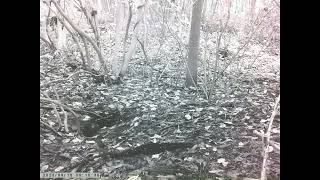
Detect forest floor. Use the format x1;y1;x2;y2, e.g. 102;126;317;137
40;34;280;179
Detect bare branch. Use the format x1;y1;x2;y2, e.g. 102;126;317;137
45;2;56;50
45;0;107;74
260;95;280;180
43;91;63;128
40;97;78;118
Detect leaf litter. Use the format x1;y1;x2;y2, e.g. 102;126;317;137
40;33;279;180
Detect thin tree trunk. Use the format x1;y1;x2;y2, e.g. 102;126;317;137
119;1;146;78
47;0;107;74
112;1;126;77
186;0;204;87
250;0;257;21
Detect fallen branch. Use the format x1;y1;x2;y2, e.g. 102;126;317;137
40;106;104;119
40;70;81;88
40;97;78;118
43;91;63;128
40;70;102;88
40;97;81;132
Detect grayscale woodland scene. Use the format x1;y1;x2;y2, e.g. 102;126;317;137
40;0;280;179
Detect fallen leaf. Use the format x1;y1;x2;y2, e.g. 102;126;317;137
108;104;116;109
205;144;212;148
71;157;79;164
43;139;51;144
272;128;280;133
54;166;64;172
82;115;91;121
152;154;160;159
116;147;126;151
133;117;139;121
209;169;223;174
72;102;82;108
208;106;218;111
41;165;49;172
47;134;55;141
157;175;176;180
86;140;96;144
185;114;191;120
71;138;82;144
260;119;268;123
151;134;162;139
127;176;141;180
48;121;55;126
196;107;203;112
176;128;181;133
217;158;228;167
267;146;274;152
238;142;244;147
62;138;70;143
247;125;253;129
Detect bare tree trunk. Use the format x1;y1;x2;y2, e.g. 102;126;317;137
202;0;207;20
112;0;126;77
250;0;257;21
209;0;218;20
122;1;133;74
54;16;88;70
119;1;146;78
45;5;56;50
186;0;204;87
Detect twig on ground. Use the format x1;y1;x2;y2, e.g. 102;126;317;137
40;70;82;88
41;97;81;132
40;97;78;118
40;69;106;88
